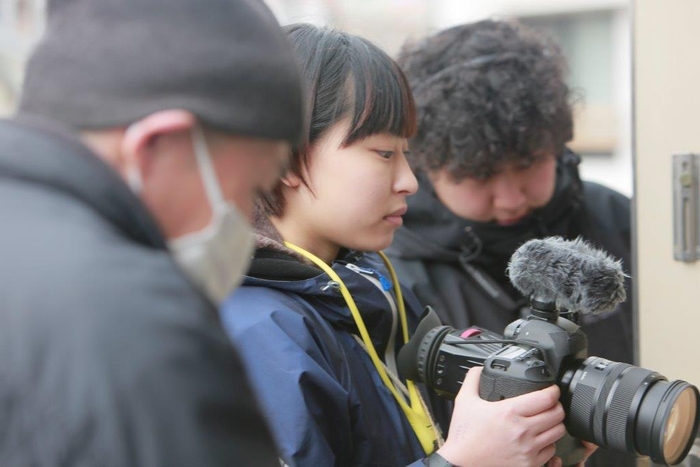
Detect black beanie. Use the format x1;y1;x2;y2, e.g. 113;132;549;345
16;0;304;145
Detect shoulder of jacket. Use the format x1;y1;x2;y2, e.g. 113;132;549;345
582;181;630;207
581;181;631;227
223;285;332;332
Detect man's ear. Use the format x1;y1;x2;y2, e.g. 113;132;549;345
121;109;197;178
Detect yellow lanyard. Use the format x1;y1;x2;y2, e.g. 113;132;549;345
284;242;441;454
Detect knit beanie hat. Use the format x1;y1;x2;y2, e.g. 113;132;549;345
16;0;304;145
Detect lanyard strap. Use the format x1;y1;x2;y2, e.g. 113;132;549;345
284;242;442;454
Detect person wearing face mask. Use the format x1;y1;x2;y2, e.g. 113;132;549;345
0;0;303;465
386;20;634;467
126;124;257;304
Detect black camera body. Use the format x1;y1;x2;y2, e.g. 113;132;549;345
422;320;561;401
399;299;585;400
398;300;700;466
439;303;585;405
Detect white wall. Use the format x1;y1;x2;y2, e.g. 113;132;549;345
634;0;700;384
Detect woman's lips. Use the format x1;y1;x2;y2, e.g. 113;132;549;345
384;206;407;226
384;215;404;226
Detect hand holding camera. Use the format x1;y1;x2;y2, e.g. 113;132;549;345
436;366;566;467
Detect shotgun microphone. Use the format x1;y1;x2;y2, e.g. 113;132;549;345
508;236;626;315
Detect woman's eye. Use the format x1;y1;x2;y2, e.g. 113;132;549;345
375;150;394;159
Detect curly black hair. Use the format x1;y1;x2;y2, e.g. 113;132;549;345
398;19;574;180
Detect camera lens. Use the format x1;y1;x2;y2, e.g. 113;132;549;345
561;357;700;465
639;379;699;465
662;386;697;463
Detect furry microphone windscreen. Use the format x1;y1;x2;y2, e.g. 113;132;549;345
508;236;627;315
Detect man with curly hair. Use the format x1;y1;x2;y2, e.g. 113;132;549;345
387;19;635;467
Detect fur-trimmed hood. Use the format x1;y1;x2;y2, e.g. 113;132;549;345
241;206;421;355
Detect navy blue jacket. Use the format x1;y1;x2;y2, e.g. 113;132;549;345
220;244;441;467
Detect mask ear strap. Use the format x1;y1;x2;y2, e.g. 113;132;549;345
191;125;225;206
122;123;146;193
125;164;143;193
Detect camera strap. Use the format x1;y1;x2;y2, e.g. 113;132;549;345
284;242;442;455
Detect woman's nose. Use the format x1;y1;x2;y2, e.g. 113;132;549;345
395;153;418;195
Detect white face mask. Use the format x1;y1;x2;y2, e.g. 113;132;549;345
127;125;255;304
170;125;255;304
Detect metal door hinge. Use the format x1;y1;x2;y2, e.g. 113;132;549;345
673;154;700;262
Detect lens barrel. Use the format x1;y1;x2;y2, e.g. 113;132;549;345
562;357;700;465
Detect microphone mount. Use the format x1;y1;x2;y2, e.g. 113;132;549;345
529;297;559;321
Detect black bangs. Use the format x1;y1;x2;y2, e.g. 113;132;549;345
341;35;417;146
259;23;416;217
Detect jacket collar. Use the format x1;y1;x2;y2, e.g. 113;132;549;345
0;117;166;249
389;150;584;264
244;212;398;353
388;150;584;296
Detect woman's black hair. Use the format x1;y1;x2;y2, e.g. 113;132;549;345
398;19;574;180
259;23;417;216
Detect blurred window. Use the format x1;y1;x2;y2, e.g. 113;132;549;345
521;11;618;155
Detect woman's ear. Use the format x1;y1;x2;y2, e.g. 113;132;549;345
281;172;302;189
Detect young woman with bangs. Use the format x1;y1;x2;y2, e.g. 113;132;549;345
220;23;586;467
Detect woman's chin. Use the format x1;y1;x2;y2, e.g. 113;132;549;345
347;235;393;253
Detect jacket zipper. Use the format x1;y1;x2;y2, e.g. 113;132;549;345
344;263;392;291
343;263;406;404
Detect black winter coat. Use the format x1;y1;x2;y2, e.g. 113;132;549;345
0;119;279;466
